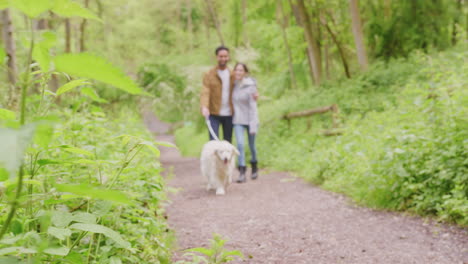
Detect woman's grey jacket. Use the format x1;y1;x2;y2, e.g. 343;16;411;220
232;77;259;134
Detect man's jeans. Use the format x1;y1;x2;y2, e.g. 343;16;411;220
234;124;257;167
208;115;233;143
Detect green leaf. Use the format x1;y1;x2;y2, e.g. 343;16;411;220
69;223;130;248
34;123;54;148
56;79;90;96
53;53;144;95
91;200;113;217
138;141;160;157
185;247;213;257
72;212;96;224
0;125;35;179
0;0;9;10
55;183;133;205
47;226;72;240
51;210;73;228
43;247;69;256
32;31;57;72
81;87;108;103
59;145;94;157
37;159;61;166
0;256;21;264
51;0;100;21
0;247;37;256
109;256;122;264
10;0;51;18
0;108;15;121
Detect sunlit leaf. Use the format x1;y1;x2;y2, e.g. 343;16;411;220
56;79;90;96
34;123;54;148
138;141;160;157
69;223;130;248
81;87;108;103
51;0;100;21
32;31;57;72
55;183;133;205
53;53;144;95
10;0;51;18
59;145;93;157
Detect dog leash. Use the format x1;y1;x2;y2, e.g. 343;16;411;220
205;118;220;141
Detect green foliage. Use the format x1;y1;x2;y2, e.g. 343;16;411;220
138;63;195;122
177;234;243;264
366;0;458;58
54;53;144;95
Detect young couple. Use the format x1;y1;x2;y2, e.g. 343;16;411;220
200;46;259;183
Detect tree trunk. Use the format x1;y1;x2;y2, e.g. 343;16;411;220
205;0;224;45
321;17;351;78
295;0;322;85
288;0;315;86
2;9;18;110
277;0;297;89
65;19;71;53
186;0;193;50
324;40;330;79
242;0;249;45
349;0;368;71
452;0;462;45
79;0;89;52
384;0;391;18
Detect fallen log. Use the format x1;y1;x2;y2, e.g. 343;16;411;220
283;104;337;120
282;104;342;135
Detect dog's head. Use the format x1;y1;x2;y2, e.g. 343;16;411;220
215;144;240;165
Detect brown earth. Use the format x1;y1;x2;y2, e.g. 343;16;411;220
144;111;468;264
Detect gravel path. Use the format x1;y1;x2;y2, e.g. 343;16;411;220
144;112;468;264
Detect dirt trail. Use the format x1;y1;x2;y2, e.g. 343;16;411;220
144;112;467;264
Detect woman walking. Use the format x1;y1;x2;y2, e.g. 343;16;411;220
232;63;259;183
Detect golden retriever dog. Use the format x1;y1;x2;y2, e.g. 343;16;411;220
200;140;239;195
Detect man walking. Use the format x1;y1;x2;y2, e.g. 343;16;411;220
200;46;234;142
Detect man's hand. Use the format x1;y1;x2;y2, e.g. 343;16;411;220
201;107;210;118
252;92;259;101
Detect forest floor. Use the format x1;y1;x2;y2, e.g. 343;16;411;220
143;111;468;264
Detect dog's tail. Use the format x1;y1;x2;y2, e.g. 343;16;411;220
205;118;220;141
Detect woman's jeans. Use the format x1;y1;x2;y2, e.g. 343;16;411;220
234;124;257;167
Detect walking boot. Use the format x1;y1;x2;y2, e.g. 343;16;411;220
251;162;258;180
236;166;247;183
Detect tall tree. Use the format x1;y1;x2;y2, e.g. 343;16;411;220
205;0;225;45
349;0;368;70
65;19;72;53
2;9;18;109
186;0;193;50
294;0;322;85
79;0;90;52
276;0;297;89
242;0;249;45
321;14;351;78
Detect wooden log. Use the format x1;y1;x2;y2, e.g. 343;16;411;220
283;105;335;120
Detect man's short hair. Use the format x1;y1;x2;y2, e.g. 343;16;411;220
215;46;230;55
